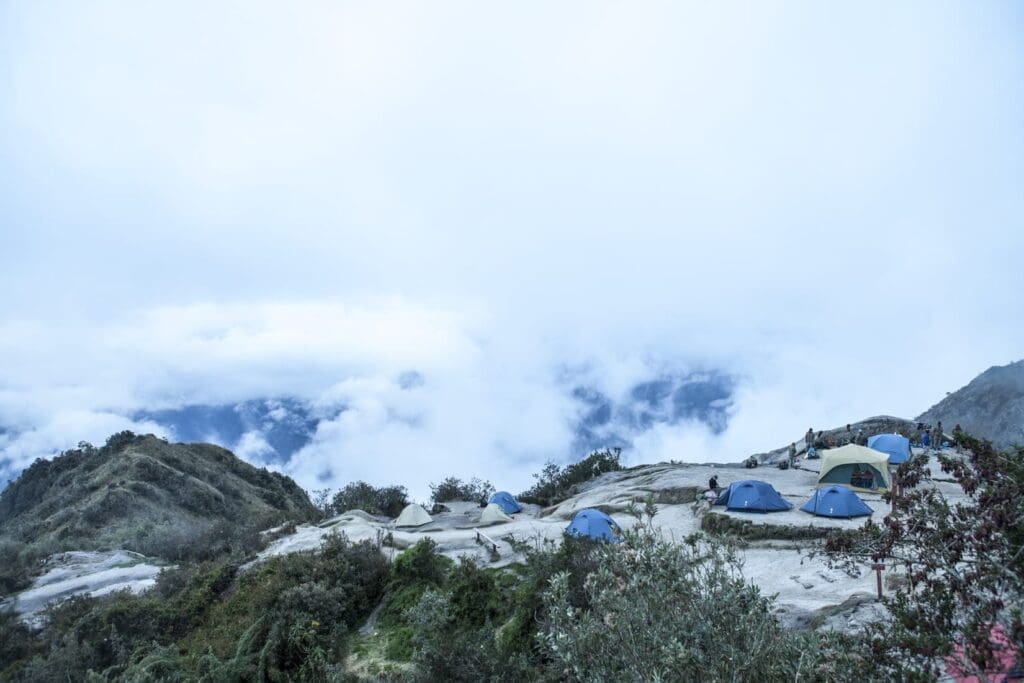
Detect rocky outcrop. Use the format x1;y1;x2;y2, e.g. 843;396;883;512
0;433;316;577
917;359;1024;449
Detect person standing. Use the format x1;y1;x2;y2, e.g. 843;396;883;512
805;428;814;450
788;442;797;464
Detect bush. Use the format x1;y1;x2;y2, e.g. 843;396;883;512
399;533;605;681
332;481;410;518
541;517;875;682
429;477;495;505
519;448;624;506
2;533;388;681
701;511;832;541
0;609;39;679
378;538;452;631
825;434;1024;680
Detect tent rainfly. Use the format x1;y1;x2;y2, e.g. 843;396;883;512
867;434;911;465
816;444;892;493
565;508;622;543
800;485;873;518
713;480;792;512
488;491;522;514
395;503;433;528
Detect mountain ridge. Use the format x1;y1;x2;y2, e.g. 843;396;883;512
917;359;1024;448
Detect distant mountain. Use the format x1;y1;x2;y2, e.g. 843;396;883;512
0;432;316;585
135;397;322;466
917;360;1024;449
571;370;735;455
133;372;737;468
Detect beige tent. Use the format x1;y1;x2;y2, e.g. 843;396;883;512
816;444;892;493
478;503;513;526
395;503;432;528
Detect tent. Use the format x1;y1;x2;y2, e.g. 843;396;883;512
800;485;873;518
816;445;892;493
394;503;432;528
867;434;911;465
488;491;522;514
478;503;513;526
565;508;622;542
713;480;792;512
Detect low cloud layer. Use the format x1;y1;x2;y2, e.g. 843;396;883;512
1;3;1022;497
0;299;1019;499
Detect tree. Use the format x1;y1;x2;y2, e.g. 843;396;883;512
429;477;494;506
542;504;872;682
332;481;409;518
825;434;1024;680
519;448;624;506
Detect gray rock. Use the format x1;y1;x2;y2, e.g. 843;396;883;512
917;359;1024;449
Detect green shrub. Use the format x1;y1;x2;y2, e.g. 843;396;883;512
519;448;624;506
378;538;452;631
541;520;874;682
429;477;495;505
332;481;410;518
2;533;387;681
701;511;832;541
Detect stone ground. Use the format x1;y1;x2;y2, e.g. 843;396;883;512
2;550;164;624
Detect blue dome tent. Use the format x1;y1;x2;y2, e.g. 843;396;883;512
488;491;522;514
713;480;792;513
867;434;911;465
800;485;873;518
565;508;622;542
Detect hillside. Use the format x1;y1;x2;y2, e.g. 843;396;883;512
917;359;1024;448
0;432;316;593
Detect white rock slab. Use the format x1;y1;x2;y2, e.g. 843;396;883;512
3;550;165;620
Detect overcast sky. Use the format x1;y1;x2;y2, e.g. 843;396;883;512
1;2;1022;496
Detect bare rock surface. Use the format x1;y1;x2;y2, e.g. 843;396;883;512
3;550;165;622
918;359;1024;448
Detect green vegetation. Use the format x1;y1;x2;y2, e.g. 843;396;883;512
429;477;494;506
701;511;832;541
0;432;317;592
542;513;872;682
331;481;410;518
1;532;387;681
519;447;624;506
825;433;1024;680
5;432;1019;680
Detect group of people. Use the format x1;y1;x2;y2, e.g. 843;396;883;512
917;421;956;449
850;465;875;488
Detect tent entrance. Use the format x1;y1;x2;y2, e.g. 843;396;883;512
818;463;886;492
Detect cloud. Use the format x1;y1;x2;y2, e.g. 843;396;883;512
0;3;1022;495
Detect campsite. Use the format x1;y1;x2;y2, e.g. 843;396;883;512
238;435;958;632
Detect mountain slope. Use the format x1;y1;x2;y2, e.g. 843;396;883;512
917;359;1024;448
0;432;316;573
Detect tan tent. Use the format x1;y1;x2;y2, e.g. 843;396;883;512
478;503;513;526
816;444;891;493
395;503;432;528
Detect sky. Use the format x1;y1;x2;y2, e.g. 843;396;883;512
1;1;1023;498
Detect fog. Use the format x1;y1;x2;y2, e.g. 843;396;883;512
2;2;1022;496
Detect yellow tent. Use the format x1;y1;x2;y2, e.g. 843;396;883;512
816;444;891;493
